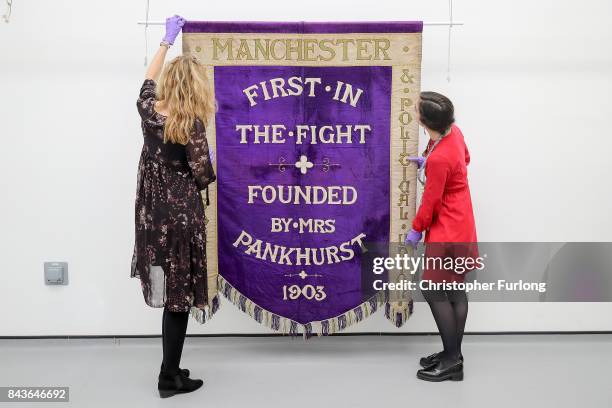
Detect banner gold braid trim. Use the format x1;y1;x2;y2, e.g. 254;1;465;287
385;246;418;327
189;210;221;324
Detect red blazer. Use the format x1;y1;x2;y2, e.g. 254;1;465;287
412;124;477;245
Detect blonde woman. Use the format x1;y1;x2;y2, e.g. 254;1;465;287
130;15;216;398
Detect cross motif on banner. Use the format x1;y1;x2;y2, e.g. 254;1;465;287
294;155;314;175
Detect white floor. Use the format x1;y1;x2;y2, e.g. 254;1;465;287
0;334;610;408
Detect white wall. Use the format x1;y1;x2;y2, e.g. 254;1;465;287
1;0;611;336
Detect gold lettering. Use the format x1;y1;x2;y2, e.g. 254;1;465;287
285;39;302;61
254;38;270;61
400;69;415;84
210;36;401;62
212;38;233;61
270;39;285;60
400;97;413;111
335;39;355;61
398;191;410;206
356;39;372;60
318;39;335;61
236;39;254;60
399;152;411;166
303;39;317;61
399;111;413;125
374;39;391;60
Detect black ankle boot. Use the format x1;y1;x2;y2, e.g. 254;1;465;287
417;358;463;382
158;368;203;398
419;351;464;368
160;362;189;377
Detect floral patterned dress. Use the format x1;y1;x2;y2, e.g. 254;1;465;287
131;79;216;316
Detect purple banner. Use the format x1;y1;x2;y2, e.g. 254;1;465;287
182;20;424;333
215;66;391;326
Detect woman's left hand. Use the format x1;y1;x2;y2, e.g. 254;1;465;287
162;15;186;45
404;229;423;249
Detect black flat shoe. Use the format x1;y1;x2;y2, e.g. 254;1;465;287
160;362;189;377
417;360;463;382
158;369;203;398
419;351;464;368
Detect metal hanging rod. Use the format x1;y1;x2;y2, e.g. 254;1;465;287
426;21;463;26
136;21;464;27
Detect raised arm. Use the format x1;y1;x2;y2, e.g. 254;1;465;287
144;15;185;81
186;119;216;192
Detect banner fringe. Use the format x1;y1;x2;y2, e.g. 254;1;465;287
384;297;415;328
189;294;221;324
217;275;406;338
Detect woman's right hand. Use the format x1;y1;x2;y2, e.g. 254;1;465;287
162;15;186;45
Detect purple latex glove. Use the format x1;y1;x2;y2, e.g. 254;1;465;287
404;229;423;249
209;150;215;166
408;156;425;169
162;15;186;45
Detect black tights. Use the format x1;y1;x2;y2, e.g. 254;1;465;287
421;288;468;362
162;306;189;374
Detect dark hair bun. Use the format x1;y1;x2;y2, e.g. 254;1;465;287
418;91;455;134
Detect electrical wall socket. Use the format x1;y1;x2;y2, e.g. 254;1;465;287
44;262;68;285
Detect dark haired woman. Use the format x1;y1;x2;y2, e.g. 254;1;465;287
405;92;478;382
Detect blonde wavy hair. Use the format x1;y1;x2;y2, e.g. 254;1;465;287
156;55;215;145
